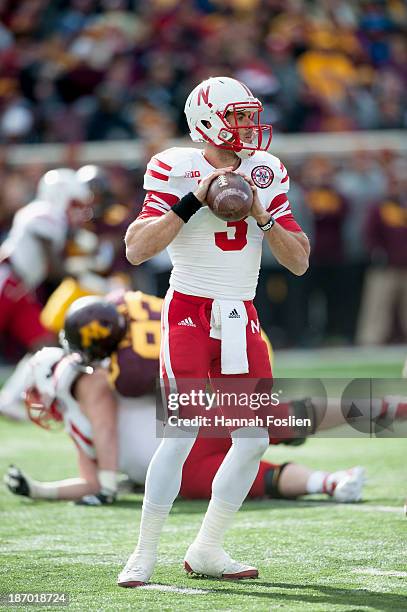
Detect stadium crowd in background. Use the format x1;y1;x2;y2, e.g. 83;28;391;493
0;0;406;356
0;0;406;145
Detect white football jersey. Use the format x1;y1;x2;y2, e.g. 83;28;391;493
140;147;302;300
2;200;68;289
52;354;96;458
48;355;159;482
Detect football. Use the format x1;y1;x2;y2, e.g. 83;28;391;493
206;172;253;222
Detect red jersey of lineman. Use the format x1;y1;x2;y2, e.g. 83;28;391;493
138;147;302;301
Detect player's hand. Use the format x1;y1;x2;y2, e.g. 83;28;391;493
4;465;31;497
75;488;116;506
193;167;234;204
233;171;269;225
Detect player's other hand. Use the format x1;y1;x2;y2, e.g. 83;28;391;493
75;488;116;506
4;465;31;497
233;171;269;225
193;167;234;204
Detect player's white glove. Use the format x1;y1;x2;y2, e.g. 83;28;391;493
4;465;31;497
75;489;116;506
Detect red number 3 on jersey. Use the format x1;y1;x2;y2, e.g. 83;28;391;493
214;220;248;251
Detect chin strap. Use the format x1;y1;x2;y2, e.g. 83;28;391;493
234;147;256;160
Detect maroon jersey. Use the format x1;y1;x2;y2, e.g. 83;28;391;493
365;200;407;268
107;291;162;397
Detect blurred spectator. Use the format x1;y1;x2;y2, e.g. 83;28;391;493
132;96;177;163
297;26;357;105
86;83;134;141
0;0;406;143
0;96;34;142
356;167;407;345
299;156;349;344
334;151;387;338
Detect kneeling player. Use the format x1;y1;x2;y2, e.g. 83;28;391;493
5;293;367;505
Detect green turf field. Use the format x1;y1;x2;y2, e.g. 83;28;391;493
1;348;406;611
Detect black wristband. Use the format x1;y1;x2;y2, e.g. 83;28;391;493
171;192;201;223
257;214;275;232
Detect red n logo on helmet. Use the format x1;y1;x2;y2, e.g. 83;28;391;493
197;86;211;107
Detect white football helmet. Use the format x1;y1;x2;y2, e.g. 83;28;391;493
24;347;65;428
184;76;272;159
37;168;93;225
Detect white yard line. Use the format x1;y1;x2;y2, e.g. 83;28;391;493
347;504;404;514
276;345;407;365
353;568;407;578
140;584;210;595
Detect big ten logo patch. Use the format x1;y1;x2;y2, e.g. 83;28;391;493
184;170;201;179
251;166;274;188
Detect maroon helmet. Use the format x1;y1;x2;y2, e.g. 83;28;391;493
61;296;127;362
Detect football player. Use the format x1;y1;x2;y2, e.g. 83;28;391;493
0;169;93;419
122;75;310;584
39;164;131;336
4;294;367;506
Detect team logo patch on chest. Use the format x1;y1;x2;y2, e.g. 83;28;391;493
251;166;274;188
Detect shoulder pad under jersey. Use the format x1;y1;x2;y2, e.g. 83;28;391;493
143;147;199;196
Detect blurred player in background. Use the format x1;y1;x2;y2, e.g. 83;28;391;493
40;164;133;335
4;294;366;506
0;168;92;349
0;169;93;418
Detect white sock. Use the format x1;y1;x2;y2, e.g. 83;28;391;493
194;496;240;550
306;471;328;494
133;499;172;559
191;429;268;551
378;396;406;419
98;469;117;494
